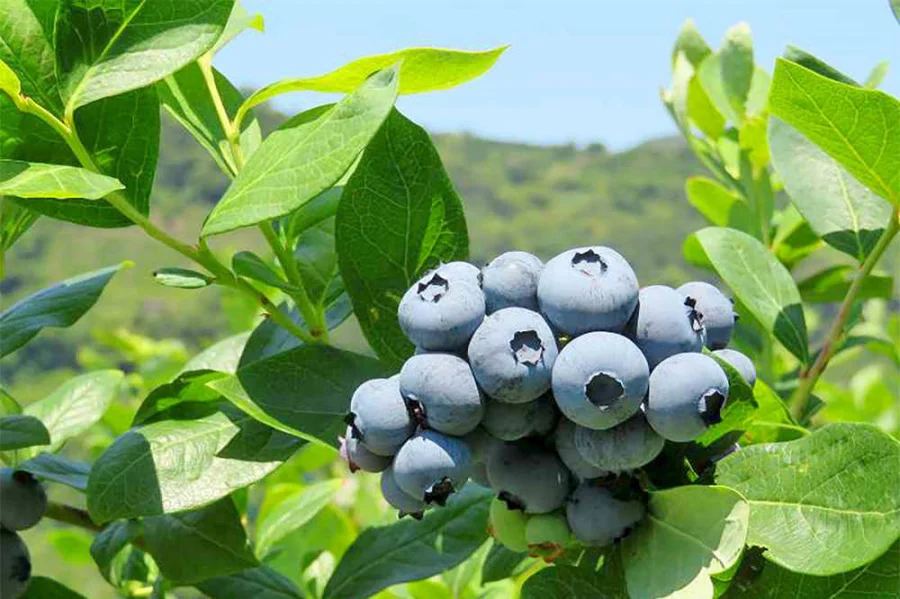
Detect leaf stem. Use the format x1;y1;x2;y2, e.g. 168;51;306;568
44;501;104;533
197;56;243;175
790;209;900;420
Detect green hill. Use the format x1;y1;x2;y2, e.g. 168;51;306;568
2;107;704;397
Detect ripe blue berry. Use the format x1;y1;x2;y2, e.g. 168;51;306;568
713;348;757;387
487;442;571;514
399;271;485;351
538;246;639;336
574;413;664;472
399;353;485;435
646;353;730;442
0;529;30;599
340;426;391;473
630;285;705;370
393;430;472;505
554;418;606;480
566;483;645;546
347;377;415;457
467;307;558;404
551;332;649;430
677;282;736;349
481;251;543;313
0;469;47;531
381;464;428;519
481;393;558;441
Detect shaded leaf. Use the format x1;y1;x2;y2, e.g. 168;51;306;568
18;452;91;491
255;479;342;557
232;251;291;290
0;0;63;114
715;423;900;575
521;552;628;599
0;159;123;199
798;265;892;304
783;45;859;86
739;381;806;446
323;486;492;599
0;414;49;450
21;577;87;599
132;370;226;425
481;543;528;584
196;566;304;599
0;198;39;252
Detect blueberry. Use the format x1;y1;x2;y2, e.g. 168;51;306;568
574;412;664;472
537;246;639;336
566;483;645;546
677;282;736;349
399;271;485;351
646;353;730;442
525;513;571;560
489;497;529;552
0;529;30;599
551;332;649;430
381;464;428;519
462;427;504;465
481;251;543;313
433;261;482;287
468;307;558;404
482;394;558;441
340;426;391;473
553;418;606;480
399;353;485;435
347;377;415;456
487;442;570;514
471;462;492;488
393;430;472;505
713;348;757;387
0;469;47;531
629;285;705;370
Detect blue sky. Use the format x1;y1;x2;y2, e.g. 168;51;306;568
216;1;900;150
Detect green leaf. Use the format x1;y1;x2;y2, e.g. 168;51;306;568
622;486;749;599
282;186;342;241
21;577;87;599
783;45;859;86
482;544;528;584
771;205;822;269
0;386;22;416
769;118;892;261
694;350;758;447
687;74;726;139
337;109;469;366
157;62;262;177
0;159;123;199
893;0;900;24
294;216;343;306
798;265;893;303
728;542;899;598
0;414;50;450
0;198;39;252
694;227;809;363
18;452;91;491
143;497;258;584
196;566;304;599
14;88;161;228
22;370;123;456
209;1;264;56
180;332;250;375
740;381;806;445
153;266;214;289
715;423;900;575
232;251;291;290
698;54;769;124
255;479;341;557
90;520;147;586
521;551;628;598
769;58;900;206
132;370;226;425
0;262;128;357
237;294;352;367
864;61;890;89
0;58;21;101
672;19;711;68
0;0;63;115
239;45;506;118
720;23;754;118
324;486;492;599
202;66;399;236
87;405;302;522
55;0;234;110
211;345;390;447
685;177;759;236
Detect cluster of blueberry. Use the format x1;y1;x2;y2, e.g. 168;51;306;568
0;468;47;597
342;247;755;558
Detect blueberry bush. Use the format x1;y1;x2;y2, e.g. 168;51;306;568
0;2;898;598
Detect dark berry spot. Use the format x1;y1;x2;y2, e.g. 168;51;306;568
571;249;607;277
685;297;704;332
343;412;363;439
699;390;726;426
417;273;450;303
11;470;37;485
405;399;428;428
585;373;625;407
510;329;544;366
424;477;456;505
498;490;526;511
12;556;30;582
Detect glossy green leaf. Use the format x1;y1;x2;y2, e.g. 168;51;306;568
0;198;39;252
55;0;234;110
209;1;264;56
769;118;892;261
687;74;726;139
798;265;893;303
685;177;759;235
0;58;21;99
337;109;469;366
18;452;91;491
255;479;341;557
21;577;87;599
212;345;390;447
740;381;806;445
728;542;899;598
715;423;900;575
202;67;399;236
282;186;342;241
0;414;49;450
14;88;161;227
294;216;343;305
0;159;123;199
864;61;890;89
0;0;63;115
196;566;304;599
698;53;769;124
239;45;506;119
90;519;146;586
695;227;809;363
153;266;214;289
158;63;262;177
132;370;226;425
0;263;127;357
143;498;257;584
521;553;628;599
180;332;250;375
769;58;900;205
232;251;291;290
323;486;492;599
720;23;754;117
482;544;528;584
771;205;822;269
21;370;123;456
87;405;302;522
623;486;749;599
208;374;310;442
672;19;711;68
783;45;859;86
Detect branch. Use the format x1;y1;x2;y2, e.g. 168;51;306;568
44;501;104;533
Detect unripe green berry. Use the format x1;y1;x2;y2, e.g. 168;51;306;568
489;498;528;552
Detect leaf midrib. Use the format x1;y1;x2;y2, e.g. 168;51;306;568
648;514;730;570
